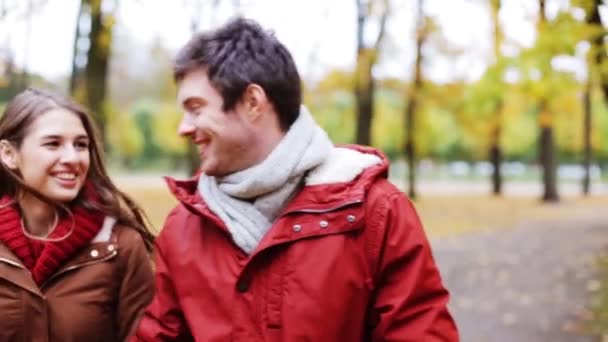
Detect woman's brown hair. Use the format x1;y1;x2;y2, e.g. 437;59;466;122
0;88;154;250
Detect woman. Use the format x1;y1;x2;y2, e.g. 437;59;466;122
0;88;155;341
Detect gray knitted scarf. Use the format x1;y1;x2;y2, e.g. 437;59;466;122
198;106;333;254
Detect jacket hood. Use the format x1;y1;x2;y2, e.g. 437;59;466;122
164;145;390;214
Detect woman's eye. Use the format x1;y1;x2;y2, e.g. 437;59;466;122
75;141;89;149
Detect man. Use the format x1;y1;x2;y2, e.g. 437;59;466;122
134;17;458;341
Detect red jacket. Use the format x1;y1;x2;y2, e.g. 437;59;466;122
134;146;458;341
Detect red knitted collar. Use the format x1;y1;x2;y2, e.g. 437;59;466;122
0;196;105;286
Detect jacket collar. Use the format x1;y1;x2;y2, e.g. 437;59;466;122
0;223;119;295
0;243;41;295
165;145;389;229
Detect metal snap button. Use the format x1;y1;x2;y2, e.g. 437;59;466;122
319;220;329;228
107;245;115;252
347;215;356;223
292;224;302;232
90;249;99;258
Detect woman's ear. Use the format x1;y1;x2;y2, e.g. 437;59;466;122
0;140;19;170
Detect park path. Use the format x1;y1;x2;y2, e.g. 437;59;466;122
432;214;608;342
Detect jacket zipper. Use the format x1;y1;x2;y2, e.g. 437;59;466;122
285;199;363;215
41;250;118;289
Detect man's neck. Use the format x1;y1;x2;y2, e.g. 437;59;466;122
250;113;287;167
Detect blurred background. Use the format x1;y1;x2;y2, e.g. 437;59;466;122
1;0;608;340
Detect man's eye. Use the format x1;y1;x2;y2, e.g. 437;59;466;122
189;102;203;111
44;141;60;147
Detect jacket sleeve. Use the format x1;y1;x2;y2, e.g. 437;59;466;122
367;191;459;341
131;214;194;342
115;228;155;341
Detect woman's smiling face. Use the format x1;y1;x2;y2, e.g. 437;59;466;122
5;108;91;203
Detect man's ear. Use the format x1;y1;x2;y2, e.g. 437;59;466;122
241;84;268;121
0;140;19;170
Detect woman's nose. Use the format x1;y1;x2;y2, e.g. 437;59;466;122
59;145;78;163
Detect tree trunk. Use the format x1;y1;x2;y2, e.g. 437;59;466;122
355;53;375;146
538;0;559;202
405;118;416;199
403;0;424;199
490;0;503;196
354;0;388;146
69;0;86;95
539;105;559;202
582;0;603;195
489;124;503;195
18;0;34;89
590;0;608;101
582;79;591;195
84;0;114;146
354;0;373;146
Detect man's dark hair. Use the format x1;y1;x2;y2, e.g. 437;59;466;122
174;17;302;130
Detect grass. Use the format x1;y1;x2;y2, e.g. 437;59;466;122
414;194;608;238
120;185;177;234
129;187;177;234
115;175;608;238
585;255;608;340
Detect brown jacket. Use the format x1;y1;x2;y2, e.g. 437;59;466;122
0;221;154;342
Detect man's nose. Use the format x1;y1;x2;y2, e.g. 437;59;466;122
178;113;196;137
